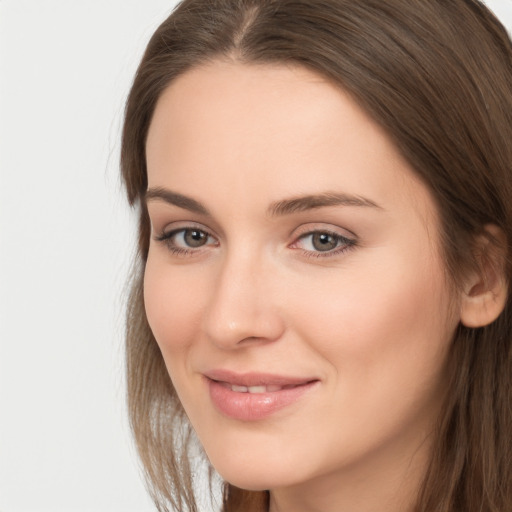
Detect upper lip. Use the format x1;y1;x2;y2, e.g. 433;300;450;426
203;369;318;387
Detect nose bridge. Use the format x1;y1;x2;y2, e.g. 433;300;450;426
203;242;284;348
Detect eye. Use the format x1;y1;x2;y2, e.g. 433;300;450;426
291;229;355;257
178;228;210;248
307;232;340;252
155;226;218;254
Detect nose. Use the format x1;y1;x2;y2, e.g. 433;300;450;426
202;249;286;349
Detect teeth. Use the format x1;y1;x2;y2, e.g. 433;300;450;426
231;385;248;392
248;385;266;394
229;384;288;393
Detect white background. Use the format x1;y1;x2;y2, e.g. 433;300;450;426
1;1;511;511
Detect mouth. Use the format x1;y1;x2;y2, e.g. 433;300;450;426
217;382;309;393
203;370;319;421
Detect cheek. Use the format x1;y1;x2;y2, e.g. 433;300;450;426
143;255;206;354
274;248;458;471
289;247;456;391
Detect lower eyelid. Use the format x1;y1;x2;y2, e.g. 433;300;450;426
300;243;355;259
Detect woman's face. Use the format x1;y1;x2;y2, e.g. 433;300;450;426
144;61;460;496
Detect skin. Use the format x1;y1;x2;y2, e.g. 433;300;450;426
144;60;463;512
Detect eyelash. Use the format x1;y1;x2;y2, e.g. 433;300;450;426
154;227;356;259
155;227;218;256
292;230;356;259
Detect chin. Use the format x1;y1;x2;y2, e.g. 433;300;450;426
206;448;311;492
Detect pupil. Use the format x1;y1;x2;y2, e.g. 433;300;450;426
185;229;207;247
312;233;337;251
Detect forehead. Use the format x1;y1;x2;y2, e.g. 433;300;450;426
145;60;436;225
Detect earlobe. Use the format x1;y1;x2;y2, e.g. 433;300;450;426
460;225;508;328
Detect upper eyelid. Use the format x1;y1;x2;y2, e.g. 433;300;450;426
291;223;357;240
159;226;213;238
148;212;227;240
158;226;218;245
291;230;355;248
155;221;214;236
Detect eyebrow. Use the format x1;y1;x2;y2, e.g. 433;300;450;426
145;187;382;217
145;187;210;215
268;192;382;216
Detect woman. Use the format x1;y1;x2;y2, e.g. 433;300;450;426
120;1;512;511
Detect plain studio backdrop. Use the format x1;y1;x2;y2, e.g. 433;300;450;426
0;1;511;511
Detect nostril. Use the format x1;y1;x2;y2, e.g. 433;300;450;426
203;301;285;349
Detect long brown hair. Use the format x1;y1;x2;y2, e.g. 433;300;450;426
121;1;512;510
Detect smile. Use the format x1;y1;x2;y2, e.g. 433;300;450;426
204;370;319;421
220;382;304;393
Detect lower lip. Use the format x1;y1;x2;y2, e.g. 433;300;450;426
207;379;318;421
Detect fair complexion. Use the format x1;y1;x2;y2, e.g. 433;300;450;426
144;60;463;512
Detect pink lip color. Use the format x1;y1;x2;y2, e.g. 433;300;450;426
204;370;319;421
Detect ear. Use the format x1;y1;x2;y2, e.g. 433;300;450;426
460;224;508;328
